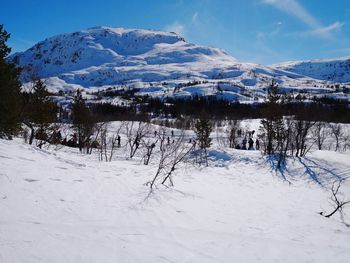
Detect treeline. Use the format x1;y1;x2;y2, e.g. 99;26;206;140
1;23;350;144
258;81;349;168
90;96;350;123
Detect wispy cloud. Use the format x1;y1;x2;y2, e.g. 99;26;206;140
164;21;186;36
262;0;320;28
12;37;36;46
285;21;344;38
262;0;342;39
191;12;199;24
308;21;344;37
164;11;200;38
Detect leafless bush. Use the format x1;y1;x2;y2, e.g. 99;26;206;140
215;123;228;148
293;119;314;157
98;123;108;162
98;122;124;162
311;122;328;150
227;120;241;148
330;123;343;152
320;180;350;218
125;121;151;158
141;137;158;165
147;128;194;189
107;123;124;162
342;132;350;152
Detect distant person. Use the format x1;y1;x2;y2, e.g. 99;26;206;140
171;130;174;137
117;135;121;147
255;139;260;150
248;138;254;150
242;138;247;150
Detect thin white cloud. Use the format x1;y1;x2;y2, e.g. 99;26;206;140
310;21;344;37
262;0;320;28
164;12;199;38
192;12;199;24
164;21;185;36
286;21;344;39
13;37;36;46
262;0;342;39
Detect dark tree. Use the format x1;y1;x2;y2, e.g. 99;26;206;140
259;80;283;155
71;90;96;152
0;25;22;138
23;79;58;147
194;110;212;165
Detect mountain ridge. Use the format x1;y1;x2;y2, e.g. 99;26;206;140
9;26;350;102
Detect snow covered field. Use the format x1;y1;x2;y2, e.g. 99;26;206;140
1;124;350;263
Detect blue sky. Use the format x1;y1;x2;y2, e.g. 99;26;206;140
3;0;350;64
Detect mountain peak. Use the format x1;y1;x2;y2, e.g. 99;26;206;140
10;26;237;86
8;26;350;100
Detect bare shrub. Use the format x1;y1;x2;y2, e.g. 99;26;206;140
320;180;350;218
125;121;151;158
147;128;194;189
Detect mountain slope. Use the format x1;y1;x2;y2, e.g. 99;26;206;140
10;26;238;86
8;26;350;102
272;57;350;83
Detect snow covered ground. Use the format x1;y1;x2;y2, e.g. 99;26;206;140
1;123;350;263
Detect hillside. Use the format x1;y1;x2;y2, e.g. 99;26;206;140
9;27;350;103
272;57;350;83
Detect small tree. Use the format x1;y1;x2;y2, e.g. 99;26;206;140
125;121;151;159
23;79;58;148
259;80;283;155
330;123;343;152
194;110;212;165
71;89;96;153
142;138;157;165
293;119;314;157
312;122;327;150
227;120;240;148
147;128;194;189
0;25;22;138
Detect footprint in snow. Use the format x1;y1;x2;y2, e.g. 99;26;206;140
24;178;39;183
18;157;35;162
0;155;12;159
55;166;68;170
49;178;61;181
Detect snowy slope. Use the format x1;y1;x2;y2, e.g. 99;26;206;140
272;57;350;83
9;26;350;102
1;121;350;263
10;26;238;86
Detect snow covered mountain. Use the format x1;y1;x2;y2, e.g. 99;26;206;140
9;26;350;102
10;26;238;86
272;57;350;83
